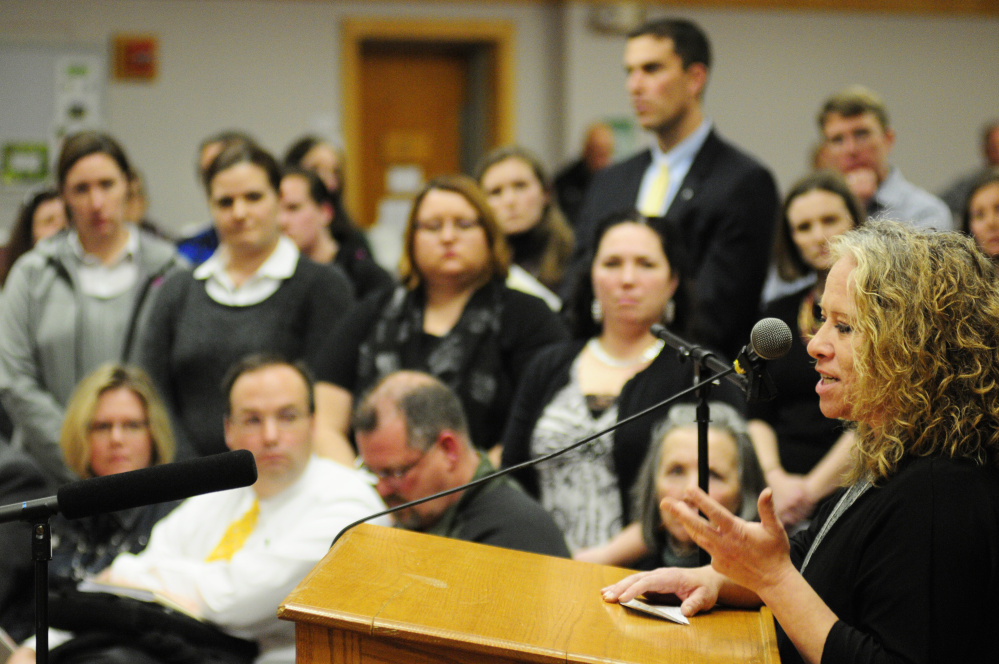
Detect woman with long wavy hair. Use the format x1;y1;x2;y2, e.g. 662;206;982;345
604;220;999;664
476;146;574;309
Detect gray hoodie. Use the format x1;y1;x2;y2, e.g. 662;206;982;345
0;227;186;482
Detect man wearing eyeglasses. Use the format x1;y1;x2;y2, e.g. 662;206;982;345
10;354;388;664
818;85;951;230
353;370;570;558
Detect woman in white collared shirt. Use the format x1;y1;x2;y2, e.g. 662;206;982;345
0;131;184;483
137;143;355;464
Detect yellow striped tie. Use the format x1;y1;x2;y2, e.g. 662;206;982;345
638;162;670;217
205;499;259;562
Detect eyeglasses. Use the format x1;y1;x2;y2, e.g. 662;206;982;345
414;217;481;233
88;420;148;438
354;436;446;485
229;410;308;434
355;454;425;484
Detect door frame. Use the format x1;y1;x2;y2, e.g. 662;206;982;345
340;17;515;225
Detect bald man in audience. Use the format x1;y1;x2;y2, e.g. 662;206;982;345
353;371;570;558
554;122;616;227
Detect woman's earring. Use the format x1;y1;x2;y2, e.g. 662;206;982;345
662;299;676;325
591;299;603;324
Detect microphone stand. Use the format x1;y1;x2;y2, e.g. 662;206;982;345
0;450;258;664
32;519;51;664
694;366;712;566
659;334;721;566
0;501;61;664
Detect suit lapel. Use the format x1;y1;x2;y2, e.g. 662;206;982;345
664;129;721;226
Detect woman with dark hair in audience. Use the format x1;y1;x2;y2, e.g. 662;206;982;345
0;131;184;483
961;168;999;266
501;211;742;555
0;187;67;287
284;135;344;195
747;171;865;528
604;220;999;664
283;134;368;239
279;166;393;299
0;188;68;442
313;174;566;463
1;363;178;643
476;145;574;309
138;143;355;464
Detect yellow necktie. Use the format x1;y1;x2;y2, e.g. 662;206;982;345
205;499;259;562
639;162;670;217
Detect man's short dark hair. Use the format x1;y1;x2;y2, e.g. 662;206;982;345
818;85;890;132
627;17;711;70
221;353;316;416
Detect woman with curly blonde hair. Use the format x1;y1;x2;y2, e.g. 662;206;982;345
603;220;999;664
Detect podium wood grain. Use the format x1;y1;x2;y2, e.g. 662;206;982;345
279;523;780;664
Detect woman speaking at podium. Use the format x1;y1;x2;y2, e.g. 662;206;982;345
602;220;999;664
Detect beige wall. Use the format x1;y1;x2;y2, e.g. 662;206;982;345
2;0;997;237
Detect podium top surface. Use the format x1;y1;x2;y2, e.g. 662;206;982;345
280;523;779;664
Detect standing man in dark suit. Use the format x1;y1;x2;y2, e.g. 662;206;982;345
573;18;778;360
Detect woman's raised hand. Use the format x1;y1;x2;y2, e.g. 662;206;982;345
664;487;796;597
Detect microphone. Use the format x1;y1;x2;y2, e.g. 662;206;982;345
650;318;793;402
737;317;794;365
734;317;793;402
0;450;258;524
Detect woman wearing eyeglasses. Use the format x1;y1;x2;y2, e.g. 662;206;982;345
313;175;567;463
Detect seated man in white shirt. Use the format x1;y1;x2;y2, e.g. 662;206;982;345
10;354;388;664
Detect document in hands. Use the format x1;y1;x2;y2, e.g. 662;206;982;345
76;579;202;621
621;598;689;625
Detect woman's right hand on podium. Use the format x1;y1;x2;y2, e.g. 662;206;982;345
600;565;723;618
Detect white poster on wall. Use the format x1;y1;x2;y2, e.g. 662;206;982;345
53;54;104;141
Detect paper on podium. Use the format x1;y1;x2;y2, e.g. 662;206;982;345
622;598;690;625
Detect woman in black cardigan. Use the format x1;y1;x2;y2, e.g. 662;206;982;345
501;210;741;556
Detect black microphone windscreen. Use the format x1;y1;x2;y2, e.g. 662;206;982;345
750;318;794;360
57;450;258;520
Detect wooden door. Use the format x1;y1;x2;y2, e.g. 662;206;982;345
358;43;468;230
341;19;515;235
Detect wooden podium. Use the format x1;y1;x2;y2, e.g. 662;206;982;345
279;524;780;663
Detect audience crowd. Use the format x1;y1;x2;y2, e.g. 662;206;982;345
0;13;995;664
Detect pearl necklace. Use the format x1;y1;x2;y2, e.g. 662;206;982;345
586;337;666;368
